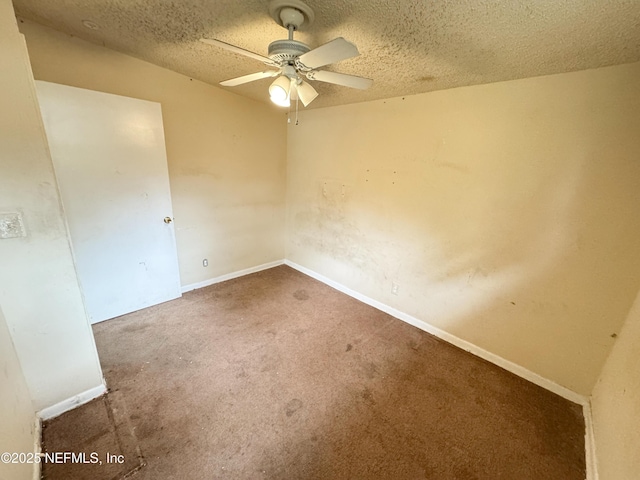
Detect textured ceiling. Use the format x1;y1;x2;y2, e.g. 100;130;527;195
12;0;640;109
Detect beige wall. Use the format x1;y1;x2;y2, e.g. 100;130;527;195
0;306;36;480
0;0;103;410
287;62;640;395
591;289;640;479
19;18;287;288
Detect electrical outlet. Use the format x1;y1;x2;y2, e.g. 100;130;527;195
203;259;208;267
392;282;399;295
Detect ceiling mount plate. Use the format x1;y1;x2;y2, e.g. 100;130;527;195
269;0;315;31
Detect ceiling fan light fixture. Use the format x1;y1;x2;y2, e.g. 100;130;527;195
269;75;291;107
271;95;290;108
295;80;318;106
203;0;372;108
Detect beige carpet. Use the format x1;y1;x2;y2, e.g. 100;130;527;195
42;265;585;479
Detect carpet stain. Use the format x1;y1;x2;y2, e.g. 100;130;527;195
41;394;144;480
285;398;304;417
362;361;379;379
121;322;151;333
346;343;353;352
293;289;309;300
361;388;376;405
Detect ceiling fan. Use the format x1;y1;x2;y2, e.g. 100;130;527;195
199;0;373;108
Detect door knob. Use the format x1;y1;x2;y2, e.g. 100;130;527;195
164;217;172;224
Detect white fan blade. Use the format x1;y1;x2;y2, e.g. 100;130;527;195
200;38;276;66
297;37;359;69
295;81;318;107
307;70;373;90
220;70;279;87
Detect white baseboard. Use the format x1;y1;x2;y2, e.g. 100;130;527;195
32;416;41;480
38;383;107;420
583;400;599;480
284;260;588;406
181;260;285;293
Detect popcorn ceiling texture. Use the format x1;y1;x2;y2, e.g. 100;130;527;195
13;0;640;108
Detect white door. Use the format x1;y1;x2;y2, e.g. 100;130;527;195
36;81;181;324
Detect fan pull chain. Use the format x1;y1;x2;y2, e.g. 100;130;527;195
295;95;299;125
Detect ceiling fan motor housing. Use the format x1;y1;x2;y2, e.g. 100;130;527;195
268;39;310;64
